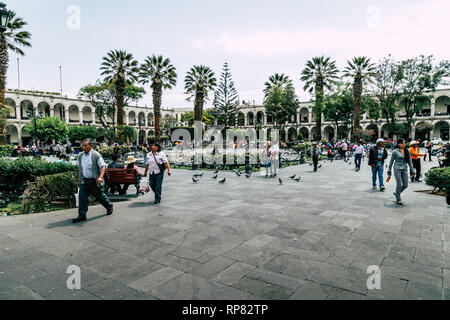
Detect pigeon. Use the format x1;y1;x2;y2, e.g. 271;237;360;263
348;162;352;166
294;177;301;182
219;178;226;184
318;164;322;169
212;175;218;179
192;178;199;183
214;169;219;174
290;175;296;179
309;163;313;166
236;172;241;177
198;173;204;177
279;178;283;185
246;173;251;179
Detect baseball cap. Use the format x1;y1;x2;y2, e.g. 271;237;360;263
376;138;385;144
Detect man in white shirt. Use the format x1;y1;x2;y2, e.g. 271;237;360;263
354;140;365;171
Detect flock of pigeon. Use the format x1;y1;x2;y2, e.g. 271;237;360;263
192;168;302;186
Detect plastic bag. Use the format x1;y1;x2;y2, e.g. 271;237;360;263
74;188;80;208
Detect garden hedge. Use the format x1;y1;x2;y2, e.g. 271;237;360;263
0;158;78;200
425;167;450;193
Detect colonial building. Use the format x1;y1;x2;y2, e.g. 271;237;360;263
5;88;450;145
236;88;450;142
4;90;191;146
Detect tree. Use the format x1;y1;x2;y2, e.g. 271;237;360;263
372;55;403;138
0;9;31;145
116;125;136;145
100;50;139;126
264;84;299;129
180;111;213;127
397;55;450;127
263;73;293;98
301;56;339;141
78;81;145;130
343;56;377;140
24;117;68;144
68;126;98;143
184;65;217;122
139;55;177;142
161;115;177;136
323;86;354;139
213;62;240;129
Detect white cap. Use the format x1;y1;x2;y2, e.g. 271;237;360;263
376;138;385;144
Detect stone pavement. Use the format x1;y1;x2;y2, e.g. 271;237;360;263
0;155;449;300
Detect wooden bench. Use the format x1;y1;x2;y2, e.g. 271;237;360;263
104;168;142;197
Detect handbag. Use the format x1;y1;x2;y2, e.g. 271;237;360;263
153;154;167;173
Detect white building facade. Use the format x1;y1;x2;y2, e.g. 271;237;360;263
4;88;450;145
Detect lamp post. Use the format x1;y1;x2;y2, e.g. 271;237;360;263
0;3;11;32
26;107;43;146
134;118;144;145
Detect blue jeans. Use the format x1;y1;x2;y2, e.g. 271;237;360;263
149;173;164;202
355;154;362;168
372;165;384;188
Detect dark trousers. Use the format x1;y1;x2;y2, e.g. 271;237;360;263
150;173;164;202
412;159;421;181
355;154;363;169
313;156;319;172
427;149;432;161
78;180;112;217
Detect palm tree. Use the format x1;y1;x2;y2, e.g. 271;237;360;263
184;65;217;122
301;56;339;141
0;10;31;144
344;56;377;140
100;50;139;126
139;55;177;142
264;73;292;98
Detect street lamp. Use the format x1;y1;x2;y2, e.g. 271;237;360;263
0;3;12;32
26;107;43;146
134;118;144;145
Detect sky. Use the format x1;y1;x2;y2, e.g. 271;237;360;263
5;0;450;109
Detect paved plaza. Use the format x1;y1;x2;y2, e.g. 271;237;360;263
0;156;449;300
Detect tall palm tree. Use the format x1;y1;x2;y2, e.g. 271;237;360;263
100;50;139;126
139;55;177;142
264;73;292;98
301;56;339;141
184;65;216;122
344;56;377;140
0;10;31;144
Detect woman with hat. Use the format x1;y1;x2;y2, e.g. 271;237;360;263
409;141;426;182
120;156;143;195
143;143;172;204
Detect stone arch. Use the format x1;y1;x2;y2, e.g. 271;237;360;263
247;112;255;126
433;121;450;140
287;127;298;142
6;125;19;145
128;111;136;125
237;113;245;126
21;126;32;146
20;100;34;119
415;121;433;141
54;103;65;120
435;96;450;115
139;130;146;145
147;113;154;126
37;102;50;118
324;126;335;142
82;106;93;124
299;108;309;123
138;112;146;124
311;127;316;140
5;98;16;119
148;130;155;137
256;111;265;125
68;105;80;123
300;127;309;140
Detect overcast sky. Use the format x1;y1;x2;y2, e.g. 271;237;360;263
5;0;450;109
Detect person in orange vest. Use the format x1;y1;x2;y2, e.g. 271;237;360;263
409;141;426;182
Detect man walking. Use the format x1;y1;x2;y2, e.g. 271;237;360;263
354;140;365;171
425;139;433;162
311;142;320;172
74;139;113;223
368;138;388;191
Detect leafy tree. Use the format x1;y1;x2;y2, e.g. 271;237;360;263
0;9;31;145
116;125;136;145
264;84;299;129
78;80;145;130
67;126;98;143
343;56;377;140
323;87;354;139
24;117;68;144
184;65;217;121
213;62;240;129
372;55;403;138
397;55;450;126
100;50;139;126
263;73;293;98
161;115;177;136
181;111;213;127
139;55;177;142
301;56;339;141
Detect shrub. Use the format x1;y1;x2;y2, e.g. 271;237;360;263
425;167;450;193
117;126;136;145
21;171;78;214
0;145;14;157
0;158;78;200
296;133;304;141
98;145;132;159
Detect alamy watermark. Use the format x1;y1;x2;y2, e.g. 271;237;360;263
366;265;381;290
66;265;81;290
67;5;81;30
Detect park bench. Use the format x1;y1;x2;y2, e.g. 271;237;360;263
104;168;142;197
